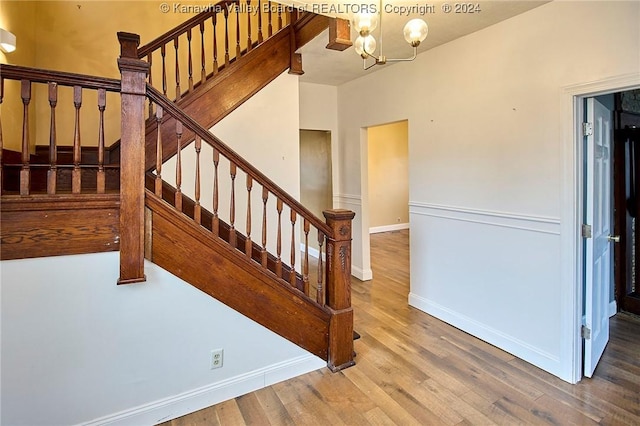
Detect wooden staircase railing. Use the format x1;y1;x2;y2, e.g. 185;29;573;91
0;65;122;260
139;59;355;370
137;0;293;105
0;10;356;371
123;1;337;172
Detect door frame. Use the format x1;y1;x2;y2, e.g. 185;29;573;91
561;73;640;384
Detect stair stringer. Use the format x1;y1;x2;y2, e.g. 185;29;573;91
145;190;332;361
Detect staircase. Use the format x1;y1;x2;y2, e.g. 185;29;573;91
0;1;355;372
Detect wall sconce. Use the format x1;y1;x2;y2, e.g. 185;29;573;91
0;28;16;53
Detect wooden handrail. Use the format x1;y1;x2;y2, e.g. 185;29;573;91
145;84;333;237
0;64;121;92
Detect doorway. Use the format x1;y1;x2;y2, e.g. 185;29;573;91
612;89;640;316
366;121;409;235
299;129;333;255
358;120;410;282
577;86;640;381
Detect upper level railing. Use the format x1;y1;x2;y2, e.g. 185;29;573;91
0;65;121;196
137;0;293;107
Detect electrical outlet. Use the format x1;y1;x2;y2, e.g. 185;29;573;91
210;349;224;369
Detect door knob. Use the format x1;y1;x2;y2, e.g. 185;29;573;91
608;235;620;243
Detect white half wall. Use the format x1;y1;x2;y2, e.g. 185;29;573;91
0;253;324;425
336;1;640;381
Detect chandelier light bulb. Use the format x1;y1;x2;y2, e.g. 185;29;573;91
403;19;428;47
351;12;379;36
354;35;377;58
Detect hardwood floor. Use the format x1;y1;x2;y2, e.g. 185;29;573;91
161;230;640;425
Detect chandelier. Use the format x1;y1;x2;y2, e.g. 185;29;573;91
351;3;428;70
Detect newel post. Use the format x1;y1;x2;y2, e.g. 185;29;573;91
117;32;149;285
324;209;356;372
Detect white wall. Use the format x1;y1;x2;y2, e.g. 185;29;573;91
299;82;373;279
1;71;326;426
336;1;640;381
0;253;324;425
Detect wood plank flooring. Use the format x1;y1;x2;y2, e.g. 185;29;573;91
161;230;640;425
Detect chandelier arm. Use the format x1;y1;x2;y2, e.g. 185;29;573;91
385;47;418;63
361;46;377;61
363;59;378;70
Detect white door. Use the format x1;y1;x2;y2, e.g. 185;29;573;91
584;97;613;378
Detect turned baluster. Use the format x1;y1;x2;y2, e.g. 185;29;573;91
174;37;181;101
224;8;230;66
303;219;310;295
267;1;273;37
261;187;268;267
194;136;202;224
72;85;82;194
277;5;282;31
154;105;163;196
290;209;297;287
212;14;219;74
257;0;263;43
147;53;154;117
317;232;324;304
245;175;253;257
47;82;58;195
161;44;167;97
229;162;237;247
247;0;252;51
96;88;106;194
235;4;241;58
187;28;194;92
20;79;31;195
212;148;220;236
175;121;183;212
200;22;206;84
276;198;283;278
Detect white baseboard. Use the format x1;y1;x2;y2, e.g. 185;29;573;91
352;265;373;281
609;300;617;318
81;355;325;426
408;292;561;377
369;223;409;234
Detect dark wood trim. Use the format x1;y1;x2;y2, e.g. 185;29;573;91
613;131;626;312
117;33;149;285
326;18;352;51
0;194;120;260
144;173;306;291
294;13;330;49
324;209;356;371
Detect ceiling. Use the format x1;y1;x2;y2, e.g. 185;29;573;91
287;1;549;86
